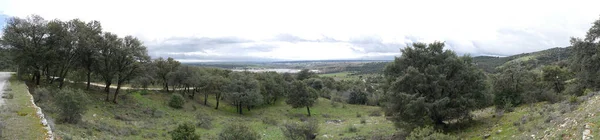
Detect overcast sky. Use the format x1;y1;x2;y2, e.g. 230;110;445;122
1;0;600;61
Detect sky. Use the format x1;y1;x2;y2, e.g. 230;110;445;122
1;0;600;62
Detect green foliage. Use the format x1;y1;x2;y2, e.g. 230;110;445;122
169;122;200;140
218;123;260;140
542;65;569;93
492;63;542;108
280;120;319;140
347;124;358;133
286;81;318;116
54;88;89;124
296;69;316;81
406;126;458;140
169;94;185;109
256;72;286;104
195;113;214;129
348;88;368;105
383;42;487;129
226;72;263;114
570;18;600;90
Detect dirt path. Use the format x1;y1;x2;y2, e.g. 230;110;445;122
0;72;11;106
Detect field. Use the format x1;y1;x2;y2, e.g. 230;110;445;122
39;82;396;139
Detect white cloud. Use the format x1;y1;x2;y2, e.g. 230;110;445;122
2;0;600;60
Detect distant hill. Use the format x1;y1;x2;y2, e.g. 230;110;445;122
473;47;571;73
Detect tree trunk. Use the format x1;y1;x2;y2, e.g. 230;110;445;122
215;94;220;109
58;78;65;89
86;71;91;90
105;82;111;101
247;105;251;111
35;72;41;86
113;82;122;103
165;82;169;92
204;93;208;105
307;106;311;117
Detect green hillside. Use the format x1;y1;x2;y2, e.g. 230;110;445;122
473;47;571;73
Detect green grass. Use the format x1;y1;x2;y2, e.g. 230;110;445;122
0;75;49;139
41;82;395;139
319;72;378;81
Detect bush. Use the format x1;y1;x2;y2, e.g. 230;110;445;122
55;88;88;124
218;123;260;140
347;124;358;133
196;113;214;129
369;110;382;117
360;118;367;124
406;126;457;140
169;122;200;140
169;94;185;109
281;120;319;140
34;87;51;102
261;117;278;126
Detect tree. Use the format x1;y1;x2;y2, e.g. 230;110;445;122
96;32;120;100
203;75;228;108
383;42;487;130
542;65;569;93
570;17;600;90
72;19;102;90
2;15;49;85
225;72;263;114
296;69;316;81
46;19;77;88
348;88;368;105
256;72;285;104
154;57;181;92
111;36;150;103
169;122;200;140
286;81;318;117
492;63;540;108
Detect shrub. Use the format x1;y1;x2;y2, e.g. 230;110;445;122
369;110;382;117
347;124;358;133
54;88;88;124
360;118;367;124
356;112;362;118
34;87;51;102
219;123;260;140
406;126;457;140
169;94;185;109
169;122;200;140
281;120;319;140
196;113;214;129
261;117;278;126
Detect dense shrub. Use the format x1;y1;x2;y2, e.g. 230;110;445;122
169;122;200;140
33;87;52;103
169;94;185;109
196;113;214;129
347;124;358;133
406;126;457;140
218;123;260;140
347;89;368;105
55;88;88;124
281;120;319;140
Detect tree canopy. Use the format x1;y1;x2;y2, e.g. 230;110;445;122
383;41;487;129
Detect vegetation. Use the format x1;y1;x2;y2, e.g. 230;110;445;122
169;94;185;109
383;42;488;130
286;81;318;116
55;88;89;124
218;123;260;140
280;120;319;140
169;122;200;140
5;13;600;140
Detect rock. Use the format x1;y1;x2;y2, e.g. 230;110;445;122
496;129;502;134
483;134;491;139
